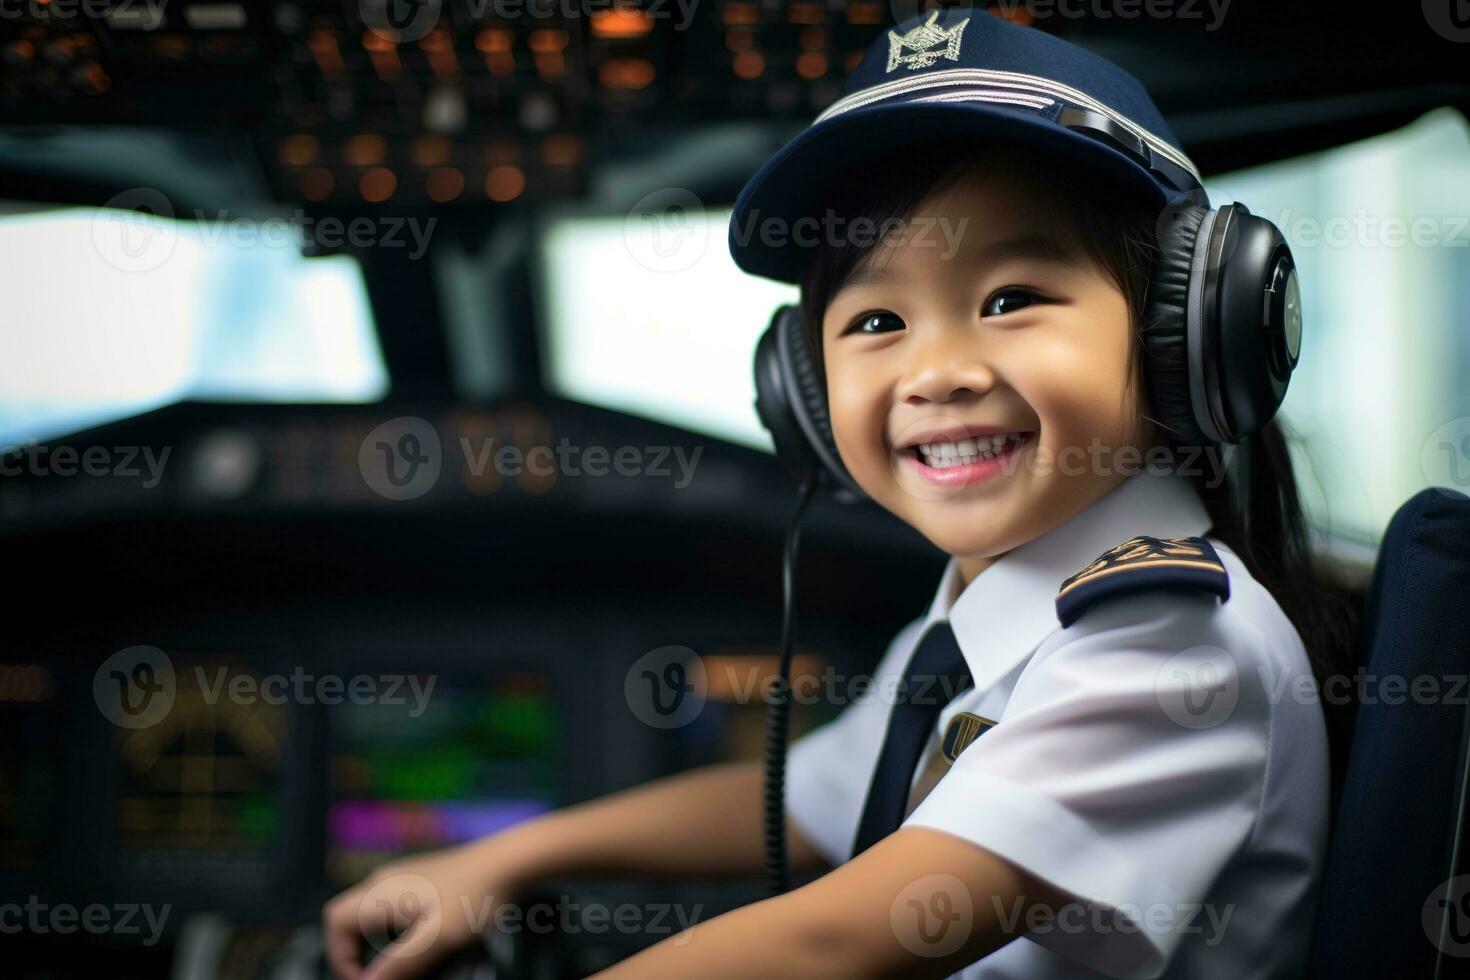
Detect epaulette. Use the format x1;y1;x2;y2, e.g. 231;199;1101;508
1055;535;1230;628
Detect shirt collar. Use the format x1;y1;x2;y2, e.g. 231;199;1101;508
919;468;1214;693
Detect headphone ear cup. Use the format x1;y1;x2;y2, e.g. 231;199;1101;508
753;305;864;498
778;307;834;457
1211;204;1300;441
1142;203;1211;448
754;316;815;486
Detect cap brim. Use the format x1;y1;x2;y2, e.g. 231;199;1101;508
728;99;1175;284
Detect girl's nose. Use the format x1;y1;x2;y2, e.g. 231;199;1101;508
895;326;996;406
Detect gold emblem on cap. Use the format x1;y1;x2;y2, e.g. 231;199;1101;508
886;10;970;73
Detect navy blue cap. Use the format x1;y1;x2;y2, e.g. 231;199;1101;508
728;9;1208;284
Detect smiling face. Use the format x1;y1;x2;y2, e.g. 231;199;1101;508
817;156;1157;584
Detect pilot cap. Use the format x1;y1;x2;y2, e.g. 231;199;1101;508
728;8;1209;284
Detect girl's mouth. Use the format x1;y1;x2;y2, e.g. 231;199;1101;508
896;432;1032;488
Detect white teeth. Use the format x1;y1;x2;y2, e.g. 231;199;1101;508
915;433;1024;468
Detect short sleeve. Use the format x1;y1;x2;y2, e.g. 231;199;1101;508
785;616;927;865
904;590;1271;979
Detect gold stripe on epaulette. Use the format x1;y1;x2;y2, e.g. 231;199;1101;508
1056;558;1225;598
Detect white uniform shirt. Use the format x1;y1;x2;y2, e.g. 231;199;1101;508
786;468;1328;979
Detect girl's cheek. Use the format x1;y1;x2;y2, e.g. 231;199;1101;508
1011;322;1135;451
827;363;889;481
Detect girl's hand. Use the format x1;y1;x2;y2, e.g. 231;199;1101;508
322;838;525;980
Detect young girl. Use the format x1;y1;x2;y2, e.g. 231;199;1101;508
324;11;1354;979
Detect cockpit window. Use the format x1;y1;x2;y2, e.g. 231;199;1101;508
1207;107;1470;543
0;201;388;448
538;206;798;452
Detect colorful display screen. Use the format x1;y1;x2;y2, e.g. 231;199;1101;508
326;671;559;883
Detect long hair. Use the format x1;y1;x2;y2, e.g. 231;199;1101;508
796;137;1358;782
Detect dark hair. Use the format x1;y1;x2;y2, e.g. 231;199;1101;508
797;137;1358;782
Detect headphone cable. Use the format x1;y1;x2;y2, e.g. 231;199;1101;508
764;473;819;895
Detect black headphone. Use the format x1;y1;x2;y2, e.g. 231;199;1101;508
752;125;1304;499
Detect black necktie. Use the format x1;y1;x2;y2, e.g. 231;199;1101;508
851;621;972;857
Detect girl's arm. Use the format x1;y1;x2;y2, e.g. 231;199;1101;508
503;758;826;878
591;827;1063;980
324;759;827;980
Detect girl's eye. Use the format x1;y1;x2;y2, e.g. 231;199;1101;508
983;287;1043;317
844;311;905;336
